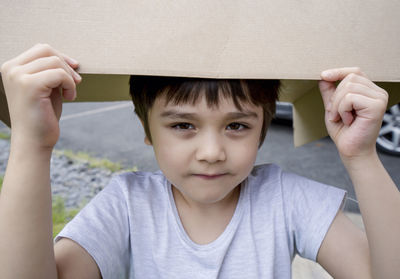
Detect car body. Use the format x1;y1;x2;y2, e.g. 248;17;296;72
274;102;400;156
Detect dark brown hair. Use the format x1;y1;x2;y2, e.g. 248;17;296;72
129;76;280;147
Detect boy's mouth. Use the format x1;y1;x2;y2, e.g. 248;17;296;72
192;173;227;180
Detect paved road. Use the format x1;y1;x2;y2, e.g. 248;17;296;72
1;101;399;212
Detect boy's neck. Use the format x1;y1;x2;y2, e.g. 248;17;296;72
171;185;241;245
172;184;241;215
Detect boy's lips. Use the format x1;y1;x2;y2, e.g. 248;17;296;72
192;173;227;179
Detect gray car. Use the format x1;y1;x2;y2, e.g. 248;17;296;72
275;102;400;156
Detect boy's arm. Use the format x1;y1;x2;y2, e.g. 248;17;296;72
316;67;400;279
342;150;400;279
0;143;56;279
0;44;99;279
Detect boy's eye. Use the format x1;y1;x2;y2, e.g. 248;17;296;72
226;122;248;131
171;123;195;130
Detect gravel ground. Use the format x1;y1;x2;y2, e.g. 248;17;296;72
0;138;115;209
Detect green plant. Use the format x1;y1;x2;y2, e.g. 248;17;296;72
52;196;83;238
54;149;138;173
0;176;3;191
0;132;10;140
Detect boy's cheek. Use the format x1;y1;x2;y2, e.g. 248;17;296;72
153;141;188;166
231;145;258;167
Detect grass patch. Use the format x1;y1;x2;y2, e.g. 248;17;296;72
0;132;10;140
0;176;3;191
52;196;84;238
50;150;137;235
54;149;138;173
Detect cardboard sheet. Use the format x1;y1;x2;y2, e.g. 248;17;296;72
1;1;400;145
1;1;400;80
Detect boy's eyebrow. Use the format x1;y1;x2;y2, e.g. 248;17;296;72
159;110;259;120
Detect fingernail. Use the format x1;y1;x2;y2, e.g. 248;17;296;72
73;71;82;81
68;57;79;65
321;70;333;79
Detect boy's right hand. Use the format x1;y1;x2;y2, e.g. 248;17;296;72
1;43;81;150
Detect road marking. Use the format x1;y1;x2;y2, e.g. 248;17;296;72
60;103;132;121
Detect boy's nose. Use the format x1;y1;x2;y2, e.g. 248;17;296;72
195;133;226;163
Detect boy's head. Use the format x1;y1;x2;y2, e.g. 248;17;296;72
129;76;280;148
129;76;280;204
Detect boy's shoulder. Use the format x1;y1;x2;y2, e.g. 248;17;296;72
250;163;282;177
248;163;283;187
101;170;168;200
248;163;345;198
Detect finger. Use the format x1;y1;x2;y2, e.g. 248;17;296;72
335;72;385;96
13;43;80;73
319;67;367;113
337;93;358;125
329;78;388;122
12;43;55;66
4;44;44;68
321;67;368;82
30;68;76;101
60;53;80;69
336;93;376;126
330;81;385;120
319;80;336;110
18;55;82;83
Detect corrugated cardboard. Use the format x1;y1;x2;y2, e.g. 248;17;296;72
1;1;400;145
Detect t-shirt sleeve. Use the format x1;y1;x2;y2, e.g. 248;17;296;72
281;170;347;261
54;175;130;279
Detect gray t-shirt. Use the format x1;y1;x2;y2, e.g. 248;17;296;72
55;164;346;279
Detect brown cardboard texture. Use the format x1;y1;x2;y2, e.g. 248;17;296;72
1;1;400;146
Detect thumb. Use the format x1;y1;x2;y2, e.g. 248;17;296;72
318;80;336;110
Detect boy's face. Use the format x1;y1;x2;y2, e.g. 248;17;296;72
145;93;264;205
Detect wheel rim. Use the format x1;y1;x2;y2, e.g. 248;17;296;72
377;104;400;154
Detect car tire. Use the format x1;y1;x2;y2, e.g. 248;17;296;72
376;103;400;156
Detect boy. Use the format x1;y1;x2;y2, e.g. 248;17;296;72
0;43;399;279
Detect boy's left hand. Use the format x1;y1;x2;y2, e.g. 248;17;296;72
319;67;388;160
